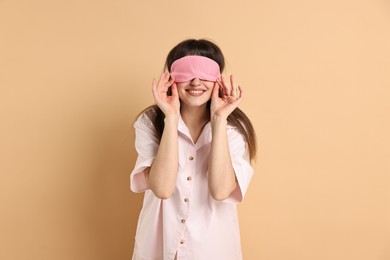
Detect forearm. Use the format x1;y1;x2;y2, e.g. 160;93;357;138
208;115;237;201
148;116;179;199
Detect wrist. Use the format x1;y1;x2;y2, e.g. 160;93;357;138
211;114;228;129
164;115;179;125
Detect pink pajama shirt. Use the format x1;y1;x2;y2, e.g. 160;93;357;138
130;111;254;260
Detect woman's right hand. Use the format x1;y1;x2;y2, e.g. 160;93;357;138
152;71;180;117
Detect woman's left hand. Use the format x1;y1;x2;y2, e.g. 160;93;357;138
210;75;243;119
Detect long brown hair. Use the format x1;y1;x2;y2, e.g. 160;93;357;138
139;39;257;161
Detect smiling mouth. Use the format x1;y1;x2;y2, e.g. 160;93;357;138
186;90;205;95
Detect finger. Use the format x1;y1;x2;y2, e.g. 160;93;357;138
164;71;171;82
152;78;163;103
159;71;169;84
216;79;225;97
212;81;220;100
216;79;224;97
228;85;244;107
163;76;175;96
156;72;166;93
159;72;171;93
224;76;232;96
220;76;228;96
165;76;175;89
152;78;158;95
237;85;244;99
171;82;179;98
230;75;237;97
170;76;175;84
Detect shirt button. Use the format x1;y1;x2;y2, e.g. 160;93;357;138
181;219;186;223
188;156;194;161
180;240;185;244
184;198;189;202
187;176;192;181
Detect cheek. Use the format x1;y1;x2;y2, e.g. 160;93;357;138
204;81;215;90
205;82;215;93
206;81;215;86
176;85;185;94
176;83;186;91
175;84;186;99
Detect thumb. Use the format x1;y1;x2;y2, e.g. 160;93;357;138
212;82;220;99
171;82;179;98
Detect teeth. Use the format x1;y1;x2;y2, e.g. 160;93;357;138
188;90;203;94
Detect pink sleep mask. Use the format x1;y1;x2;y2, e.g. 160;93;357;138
170;55;221;83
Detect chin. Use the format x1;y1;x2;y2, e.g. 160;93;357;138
180;98;210;108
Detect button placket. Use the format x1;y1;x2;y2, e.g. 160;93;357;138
180;150;194;235
186;152;193;181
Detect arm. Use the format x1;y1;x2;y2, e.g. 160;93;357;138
146;115;179;199
146;72;180;199
208;75;243;201
208;115;237;201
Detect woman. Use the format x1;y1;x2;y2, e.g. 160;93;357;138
130;38;257;260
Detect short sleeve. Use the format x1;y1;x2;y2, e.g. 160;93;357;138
222;127;254;204
130;113;159;193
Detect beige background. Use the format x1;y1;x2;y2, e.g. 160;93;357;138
1;0;389;259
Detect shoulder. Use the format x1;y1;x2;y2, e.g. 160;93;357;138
135;106;157;125
226;123;245;143
133;107;160;143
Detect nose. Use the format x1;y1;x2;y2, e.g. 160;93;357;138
190;77;201;86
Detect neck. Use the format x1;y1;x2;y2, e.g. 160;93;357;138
180;103;210;131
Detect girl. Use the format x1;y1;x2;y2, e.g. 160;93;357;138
130;39;257;260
